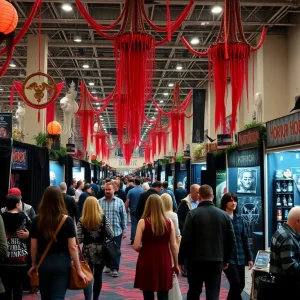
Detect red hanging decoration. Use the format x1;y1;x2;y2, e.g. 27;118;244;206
93;117;111;161
181;0;266;134
75;0;194;150
152;82;192;153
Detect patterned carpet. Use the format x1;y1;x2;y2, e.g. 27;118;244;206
24;232;250;299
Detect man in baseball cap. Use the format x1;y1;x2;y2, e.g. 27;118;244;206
2;188;36;221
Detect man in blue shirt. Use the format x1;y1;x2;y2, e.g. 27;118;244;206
125;178;144;244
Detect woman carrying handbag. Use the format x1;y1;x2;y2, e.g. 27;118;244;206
77;196;114;300
28;186;87;300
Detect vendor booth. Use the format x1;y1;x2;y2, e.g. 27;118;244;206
265;112;300;244
227;126;265;257
191;160;207;185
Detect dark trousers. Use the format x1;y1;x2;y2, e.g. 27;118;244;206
130;213;138;241
223;264;245;300
187;260;223;300
38;252;71;300
142;291;169;300
0;266;25;300
84;263;105;300
106;234;122;271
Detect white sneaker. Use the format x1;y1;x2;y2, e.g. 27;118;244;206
103;267;111;273
111;269;119;277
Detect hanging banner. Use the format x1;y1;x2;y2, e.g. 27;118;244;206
266;111;300;148
238;127;260;150
228;149;260;168
192;89;206;143
0;112;12;139
216;170;227;208
11;147;28;170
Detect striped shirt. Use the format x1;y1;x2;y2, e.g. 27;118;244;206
270;223;300;275
99;196;127;237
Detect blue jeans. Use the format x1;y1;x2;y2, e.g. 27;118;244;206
38;252;71;300
106;234;122;271
84;262;105;300
130;213;138;241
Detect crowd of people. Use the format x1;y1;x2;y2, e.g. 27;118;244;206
0;174;299;300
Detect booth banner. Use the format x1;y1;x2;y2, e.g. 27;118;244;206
49;161;64;187
192;89;206;143
266;111;300;148
228;149;260;168
73;159;81;168
11;147;28;170
0;112;12;139
66;143;76;155
217;134;232;150
180;162;186;170
216;170;227;208
238;127;260;150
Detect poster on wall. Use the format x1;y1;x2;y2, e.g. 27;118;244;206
11;147;28;170
49;161;64;186
237;168;257;194
0;112;12;138
161;170;166;182
168;176;173;189
73;167;85;181
216;171;227;208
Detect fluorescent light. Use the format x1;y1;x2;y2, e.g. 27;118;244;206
155;108;158;111
190;37;200;45
9;62;16;67
73;35;82;42
163;92;168;96
89;82;94;86
176;64;183;70
201;21;209;26
82;63;89;69
91;90;96;94
168;82;174;87
212;5;222;14
62;2;72;11
0;88;3;91
160;100;164;103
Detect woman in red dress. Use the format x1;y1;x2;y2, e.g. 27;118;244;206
133;194;180;300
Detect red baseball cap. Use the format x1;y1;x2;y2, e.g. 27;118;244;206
7;188;22;197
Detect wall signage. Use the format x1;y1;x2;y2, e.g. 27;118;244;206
266;112;300;148
11;147;28;170
238;127;260;150
228;149;260;168
73;159;81;168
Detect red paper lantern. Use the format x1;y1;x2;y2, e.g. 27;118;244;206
91;154;97;161
47;121;62;135
0;0;18;34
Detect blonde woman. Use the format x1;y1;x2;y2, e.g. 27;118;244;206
134;194;179;300
161;193;181;244
77;196;114;300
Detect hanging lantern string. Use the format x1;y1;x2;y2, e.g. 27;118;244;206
38;0;42;72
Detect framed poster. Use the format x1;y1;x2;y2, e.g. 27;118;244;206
216;170;227;208
11;147;28;170
237;168;257;194
0;112;12;138
49;161;64;186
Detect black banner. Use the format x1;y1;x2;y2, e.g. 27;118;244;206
228;149;260;168
192;89;206;143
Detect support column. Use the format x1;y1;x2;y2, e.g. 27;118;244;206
24;34;48;144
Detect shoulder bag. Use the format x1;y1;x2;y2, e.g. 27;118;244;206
30;215;68;288
102;216;121;263
68;241;93;290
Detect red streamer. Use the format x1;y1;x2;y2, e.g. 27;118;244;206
46;101;55;126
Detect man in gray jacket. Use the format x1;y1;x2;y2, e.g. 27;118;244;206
179;185;235;300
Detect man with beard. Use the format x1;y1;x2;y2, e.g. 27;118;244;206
78;183;93;217
99;182;127;277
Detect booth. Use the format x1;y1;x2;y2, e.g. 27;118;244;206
227;126;265;258
265;112;300;244
191;159;207;186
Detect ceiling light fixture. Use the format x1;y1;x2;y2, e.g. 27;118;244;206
62;2;72;11
9;62;16;67
211;5;222;14
163;92;168;96
82;62;89;69
91;90;97;94
159;100;164;103
73;35;82;43
176;63;183;70
190;37;200;45
0;88;3;91
88;82;94;86
168;82;174;87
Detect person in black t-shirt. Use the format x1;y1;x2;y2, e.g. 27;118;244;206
59;182;79;223
67;179;77;197
28;186;87;299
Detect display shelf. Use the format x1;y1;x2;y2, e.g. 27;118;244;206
275;192;293;194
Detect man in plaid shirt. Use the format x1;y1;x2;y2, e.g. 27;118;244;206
270;206;300;299
99;182;127;277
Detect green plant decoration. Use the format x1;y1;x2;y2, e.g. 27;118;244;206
91;159;102;167
59;146;67;157
175;155;185;163
33;132;48;147
160;159;169;166
243;121;266;141
192;143;205;162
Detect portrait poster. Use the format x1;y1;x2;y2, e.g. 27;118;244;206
0;112;12;138
11;147;28;170
49;161;64;187
237;168;257;194
216;170;227;208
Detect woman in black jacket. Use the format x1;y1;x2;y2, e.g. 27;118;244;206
220;193;253;300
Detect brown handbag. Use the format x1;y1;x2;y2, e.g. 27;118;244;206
68;242;93;290
30;215;68;288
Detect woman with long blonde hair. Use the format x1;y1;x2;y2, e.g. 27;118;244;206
133;194;179;300
77;196;114;300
